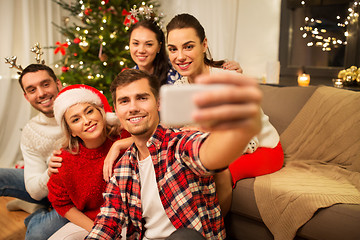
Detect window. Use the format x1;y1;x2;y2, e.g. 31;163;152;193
279;0;360;86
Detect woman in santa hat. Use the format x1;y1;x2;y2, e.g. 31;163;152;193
46;84;131;239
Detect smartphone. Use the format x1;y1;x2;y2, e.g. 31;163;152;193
159;84;226;126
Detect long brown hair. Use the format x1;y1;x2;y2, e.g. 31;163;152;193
166;13;225;68
129;20;170;85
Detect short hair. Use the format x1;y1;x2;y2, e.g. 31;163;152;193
19;64;57;92
110;69;160;105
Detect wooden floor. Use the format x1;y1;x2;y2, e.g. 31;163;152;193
0;197;28;240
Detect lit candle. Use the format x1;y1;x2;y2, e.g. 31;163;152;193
332;78;343;88
298;73;310;86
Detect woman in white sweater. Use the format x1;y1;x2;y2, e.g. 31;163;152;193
165;13;284;216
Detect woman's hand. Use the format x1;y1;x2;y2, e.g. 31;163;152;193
48;149;62;177
222;60;243;73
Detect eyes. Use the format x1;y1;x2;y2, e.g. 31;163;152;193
167;44;194;53
70;107;95;124
131;41;154;48
25;80;51;94
117;95;149;106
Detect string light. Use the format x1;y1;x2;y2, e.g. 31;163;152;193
300;1;359;51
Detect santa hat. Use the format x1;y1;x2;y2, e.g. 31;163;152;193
53;84;118;125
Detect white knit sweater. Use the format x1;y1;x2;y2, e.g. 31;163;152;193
21;112;62;200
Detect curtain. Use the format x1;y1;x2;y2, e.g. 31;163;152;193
0;0;64;167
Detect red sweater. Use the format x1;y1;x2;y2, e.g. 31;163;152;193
47;132;129;220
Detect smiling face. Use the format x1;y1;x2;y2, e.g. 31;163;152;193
22;70;62;117
167;28;208;83
114;78;159;141
64;103;106;149
130;26;161;74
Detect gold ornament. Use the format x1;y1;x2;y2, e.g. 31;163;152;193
344;71;356;82
350;66;357;72
338;70;346;79
79;40;90;52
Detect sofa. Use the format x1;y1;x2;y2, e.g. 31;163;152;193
226;84;360;240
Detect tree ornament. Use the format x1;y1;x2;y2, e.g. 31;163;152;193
54;41;69;55
73;38;81;44
63;17;70;27
98;44;108;62
79;40;90;52
99;53;108;62
61;66;69;72
84;8;92;16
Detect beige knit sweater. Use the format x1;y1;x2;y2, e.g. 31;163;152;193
254;86;360;240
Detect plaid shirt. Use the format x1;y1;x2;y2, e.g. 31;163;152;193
86;125;225;239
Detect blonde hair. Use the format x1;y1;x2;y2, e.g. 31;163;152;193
59;103;121;154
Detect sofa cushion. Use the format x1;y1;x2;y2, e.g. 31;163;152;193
259;85;317;135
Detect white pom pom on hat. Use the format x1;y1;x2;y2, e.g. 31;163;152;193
53;84;118;125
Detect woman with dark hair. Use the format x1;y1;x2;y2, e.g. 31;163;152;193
166;13;284;215
129;20;171;85
128;19;242;85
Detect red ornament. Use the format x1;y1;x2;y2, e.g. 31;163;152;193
61;66;69;72
54;41;69;55
84;8;92;15
73;38;81;44
73;53;78;57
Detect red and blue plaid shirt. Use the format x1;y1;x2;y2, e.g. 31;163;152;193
86;125;225;239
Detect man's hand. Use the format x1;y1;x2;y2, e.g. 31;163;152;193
193;73;262;134
195;73;263;171
48;149;62;177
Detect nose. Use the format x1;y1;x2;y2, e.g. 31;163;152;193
139;44;146;53
177;49;186;61
37;87;46;98
128;100;140;113
83;115;91;125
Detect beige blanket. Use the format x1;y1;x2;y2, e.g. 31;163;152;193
254;86;360;240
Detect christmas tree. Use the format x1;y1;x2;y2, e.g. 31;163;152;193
52;0;162;103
